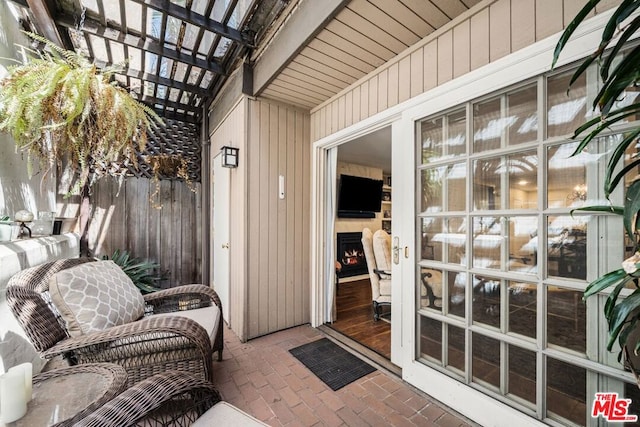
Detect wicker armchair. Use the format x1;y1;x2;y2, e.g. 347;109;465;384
6;258;223;387
76;370;222;427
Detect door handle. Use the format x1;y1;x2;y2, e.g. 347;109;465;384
222;243;229;249
393;236;400;265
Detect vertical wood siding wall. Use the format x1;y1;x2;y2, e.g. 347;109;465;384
85;178;202;287
246;98;311;339
310;0;620;139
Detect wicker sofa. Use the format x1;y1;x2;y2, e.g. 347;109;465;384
6;258;223;387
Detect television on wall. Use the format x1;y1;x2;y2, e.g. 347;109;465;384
337;174;384;218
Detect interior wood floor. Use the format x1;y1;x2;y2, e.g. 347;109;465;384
328;278;391;359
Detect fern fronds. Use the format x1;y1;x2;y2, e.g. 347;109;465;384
0;32;164;194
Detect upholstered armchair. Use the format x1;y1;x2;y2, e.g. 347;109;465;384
6;258;223;387
361;228;392;321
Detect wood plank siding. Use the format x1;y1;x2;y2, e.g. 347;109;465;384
210;97;311;340
310;0;620;141
246;98;311;339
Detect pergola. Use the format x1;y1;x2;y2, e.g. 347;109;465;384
5;0;288;182
12;0;286;124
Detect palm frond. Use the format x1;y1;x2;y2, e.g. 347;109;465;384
102;249;162;294
554;0;640;359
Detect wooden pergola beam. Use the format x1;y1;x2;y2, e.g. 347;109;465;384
154;109;200;124
8;0;28;8
25;0;72;48
56;14;225;75
135;94;202;114
129;0;253;46
93;60;210;97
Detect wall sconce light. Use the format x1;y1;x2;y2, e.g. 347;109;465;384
221;146;239;168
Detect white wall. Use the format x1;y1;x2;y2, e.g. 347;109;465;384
0;2;66;375
0;2;56;222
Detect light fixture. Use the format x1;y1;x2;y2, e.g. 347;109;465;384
14;210;33;239
567;183;587;202
221;146;239;168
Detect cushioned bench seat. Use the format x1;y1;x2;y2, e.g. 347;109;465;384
193;401;269;426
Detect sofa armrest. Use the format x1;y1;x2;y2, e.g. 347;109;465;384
144;284;222;314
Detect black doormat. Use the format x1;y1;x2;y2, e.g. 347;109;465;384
289;338;376;391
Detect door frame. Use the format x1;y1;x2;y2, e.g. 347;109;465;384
211;151;231;322
396;9;614;427
310;112;404;367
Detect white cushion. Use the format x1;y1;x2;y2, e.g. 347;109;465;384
372;229;391;271
49;260;145;337
153;304;221;346
193;402;268;426
379;278;392;297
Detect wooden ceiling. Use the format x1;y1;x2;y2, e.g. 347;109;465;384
254;0;482;110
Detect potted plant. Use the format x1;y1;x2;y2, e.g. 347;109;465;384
553;1;640;368
102;249;162;294
0;33;163;194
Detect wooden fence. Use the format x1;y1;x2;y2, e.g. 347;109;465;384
84;177;203;288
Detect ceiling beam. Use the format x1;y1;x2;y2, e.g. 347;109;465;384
8;0;28;8
129;0;253;46
154;109;200;124
56;14;225;75
25;0;72;48
251;0;350;96
135;95;202;114
93;60;210;97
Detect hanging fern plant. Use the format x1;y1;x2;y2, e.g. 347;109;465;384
0;32;163;193
143;153;197;209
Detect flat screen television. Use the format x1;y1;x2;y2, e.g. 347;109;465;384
337;174;383;218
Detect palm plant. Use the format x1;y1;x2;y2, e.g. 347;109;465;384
0;33;163;193
103;249;162;294
552;0;640;363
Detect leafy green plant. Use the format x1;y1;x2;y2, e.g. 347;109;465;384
553;0;640;362
0;32;163;194
102;249;162;294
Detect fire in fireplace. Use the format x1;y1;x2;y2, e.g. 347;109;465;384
337;232;368;278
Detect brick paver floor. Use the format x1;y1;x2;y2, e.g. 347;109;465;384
211;324;477;427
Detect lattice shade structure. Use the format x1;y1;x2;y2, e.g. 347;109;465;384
136;119;202;181
11;0;288;125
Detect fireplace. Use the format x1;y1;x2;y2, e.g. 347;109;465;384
337;232;368;278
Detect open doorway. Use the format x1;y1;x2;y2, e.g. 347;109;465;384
327;126;392;360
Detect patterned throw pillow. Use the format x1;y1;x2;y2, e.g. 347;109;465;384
49;260;145;337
